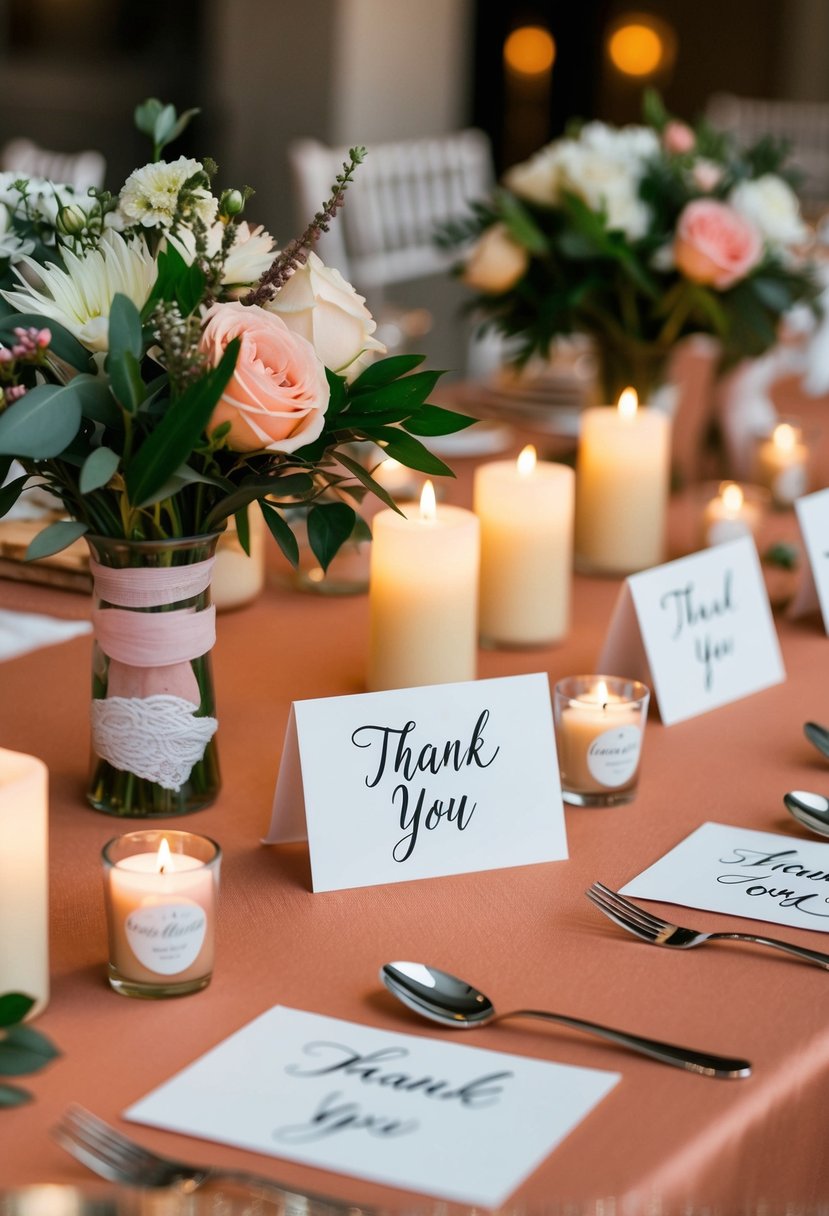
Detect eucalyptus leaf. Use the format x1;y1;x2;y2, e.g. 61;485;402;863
0;1025;60;1075
0;475;29;519
0;993;34;1028
25;520;88;561
0;379;89;458
108;293;143;363
260;500;299;566
134;98;163;137
307;502;356;572
0;1083;31;1107
79;447;119;495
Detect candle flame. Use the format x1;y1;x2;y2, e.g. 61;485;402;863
720;481;744;512
419;479;437;522
517;444;537;477
156;837;172;875
594;679;610;707
773;422;797;453
617;388;638;419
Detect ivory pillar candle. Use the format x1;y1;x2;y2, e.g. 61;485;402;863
753;422;809;507
474;445;574;646
368;481;480;690
553;676;649;807
0;749;48;1016
575;389;671;574
102;830;220;998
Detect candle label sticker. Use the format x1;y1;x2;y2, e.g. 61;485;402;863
622;821;829;934
264;673;567;892
124;1005;619;1209
792;489;829;629
586;726;642;787
125;903;206;974
598;536;784;725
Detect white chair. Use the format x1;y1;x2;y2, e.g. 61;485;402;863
1;137;106;191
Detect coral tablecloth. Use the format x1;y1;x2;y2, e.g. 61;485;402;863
1;397;828;1214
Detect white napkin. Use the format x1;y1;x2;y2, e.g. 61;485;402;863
0;608;91;662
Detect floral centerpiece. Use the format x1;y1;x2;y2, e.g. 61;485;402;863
446;91;821;402
0;99;473;817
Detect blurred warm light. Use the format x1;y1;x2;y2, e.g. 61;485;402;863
721;482;745;513
773;422;798;453
617;388;638;419
504;25;556;76
607;14;676;78
517;445;537;476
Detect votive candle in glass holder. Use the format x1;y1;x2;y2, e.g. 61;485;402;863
553;675;650;807
698;480;768;548
102;829;220;998
751;418;811;508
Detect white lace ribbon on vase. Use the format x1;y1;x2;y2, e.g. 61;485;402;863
89;557;218;791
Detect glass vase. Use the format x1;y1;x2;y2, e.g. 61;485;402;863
86;534;221;818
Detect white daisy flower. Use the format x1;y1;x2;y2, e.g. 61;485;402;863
1;229;157;352
118;157;218;231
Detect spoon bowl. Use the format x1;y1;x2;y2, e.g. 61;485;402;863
784;789;829;837
380;961;750;1079
804;721;829;761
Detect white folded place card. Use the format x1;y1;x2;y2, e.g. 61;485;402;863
598;537;784;725
790;488;829;626
125;1005;620;1208
264;673;567;892
622;821;829;933
0;608;91;662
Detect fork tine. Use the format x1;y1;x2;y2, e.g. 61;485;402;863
589;882;671;932
54;1106;163;1181
585;887;661;941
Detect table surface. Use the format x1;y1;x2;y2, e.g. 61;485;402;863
1;383;829;1214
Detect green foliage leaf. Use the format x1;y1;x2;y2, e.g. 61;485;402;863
372;428;454;477
79;446;119;495
0;993;34;1028
0;1024;60;1076
203;473;313;529
334;450;402;515
26;520;88;560
642;87;670;132
145;244;206;317
498;190;549;255
349;354;425;392
260;500;299;566
0;314;90;373
324;367;347;421
234;506;250;556
0;377;100;457
343;370;442;418
134;98;164;137
0;475;29;519
403;405;476;436
307;502;356;572
0;1083;31;1107
108;293;143;363
125;339;239;507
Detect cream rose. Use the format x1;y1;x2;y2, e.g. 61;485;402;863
729;174;807;248
266;252;385;383
200;301;329;453
674;199;763;289
462;223;529;293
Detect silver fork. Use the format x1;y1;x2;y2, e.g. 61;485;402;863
53;1104;374;1214
586;881;829;970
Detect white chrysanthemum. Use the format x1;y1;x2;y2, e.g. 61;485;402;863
167;219;276;288
1;229;157;352
118;157;218;231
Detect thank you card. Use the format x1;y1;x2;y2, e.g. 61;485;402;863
790;488;829;628
264;673;567;892
598;536;784;725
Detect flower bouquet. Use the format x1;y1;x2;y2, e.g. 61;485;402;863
446;91;822;403
0;99;474;817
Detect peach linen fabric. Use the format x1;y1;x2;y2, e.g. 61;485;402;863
1;384;828;1213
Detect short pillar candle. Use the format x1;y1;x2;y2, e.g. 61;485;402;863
575;389;671;575
368;481;480;691
474;445;574;646
102;829;221;998
0;749;48;1016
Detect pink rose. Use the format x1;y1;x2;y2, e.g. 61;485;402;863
663;121;695;155
674;199;763;289
200;302;329;453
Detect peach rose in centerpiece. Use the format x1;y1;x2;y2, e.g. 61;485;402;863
200;301;329;453
674;199;763;290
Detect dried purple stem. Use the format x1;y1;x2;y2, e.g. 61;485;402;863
242;146;366;308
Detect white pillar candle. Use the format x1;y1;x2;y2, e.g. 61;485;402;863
575;389;671;574
753;422;809;506
102;831;220;997
368;481;480;690
701;481;763;547
474;445;574;646
0;749;48;1016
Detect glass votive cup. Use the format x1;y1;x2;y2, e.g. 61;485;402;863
102;830;220;999
553;675;650;807
695;480;769;549
750;417;815;508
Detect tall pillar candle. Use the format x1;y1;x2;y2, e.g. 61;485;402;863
368;481;480;690
474;445;575;646
0;749;48;1016
575;389;671;574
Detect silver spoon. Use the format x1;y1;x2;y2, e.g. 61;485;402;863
804;721;829;761
380;961;751;1079
784;789;829;837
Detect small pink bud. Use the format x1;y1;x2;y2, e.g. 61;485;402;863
0;349;13;364
37;328;51;348
663;120;695;155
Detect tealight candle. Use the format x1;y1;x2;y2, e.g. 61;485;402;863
368;480;480;690
211;509;266;612
700;481;765;548
0;749;48;1016
553;675;650;807
753;421;809;507
474;445;574;646
102;830;220;998
575;388;671;574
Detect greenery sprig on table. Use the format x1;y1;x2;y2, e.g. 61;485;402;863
0;993;59;1107
0;100;474;570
